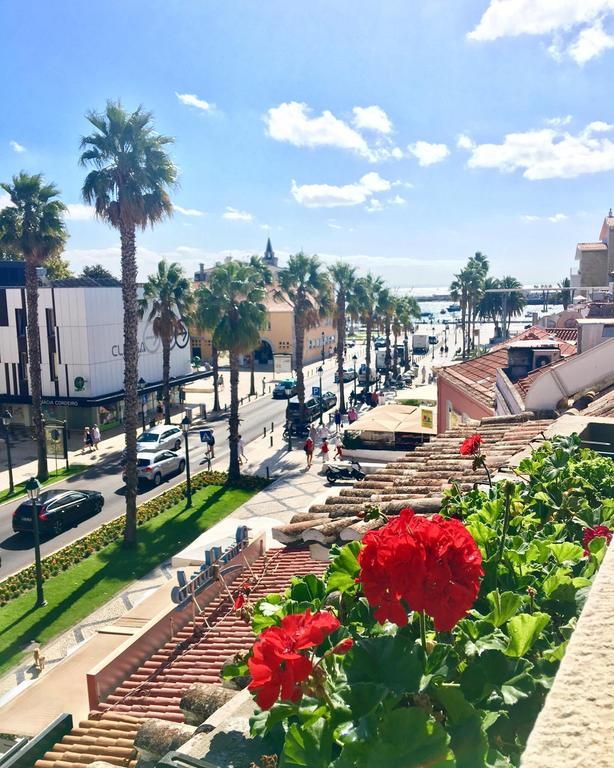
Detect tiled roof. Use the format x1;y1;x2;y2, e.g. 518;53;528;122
439;327;577;409
581;386;614;418
514;367;549;398
273;415;552;556
35;548;326;768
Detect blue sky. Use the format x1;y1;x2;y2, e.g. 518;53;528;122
2;0;614;291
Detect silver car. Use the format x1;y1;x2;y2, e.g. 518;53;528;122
124;450;186;486
136;425;182;452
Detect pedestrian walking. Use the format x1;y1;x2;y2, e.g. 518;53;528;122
218;374;224;389
421;366;426;384
156;400;164;423
304;436;314;468
334;409;342;433
83;427;94;454
238;434;246;464
92;424;101;450
334;442;344;461
207;430;215;458
309;424;318;444
320;437;329;464
347;406;358;424
262;376;267;395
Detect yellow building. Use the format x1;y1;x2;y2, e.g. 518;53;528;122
190;240;337;371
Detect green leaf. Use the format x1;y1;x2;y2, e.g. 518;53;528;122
543;639;568;663
505;612;550;658
346;635;423;694
250;702;296;737
327;541;361;594
431;684;488;768
467;520;497;548
486;590;523;628
500;671;535;705
289;573;326;603
340;707;453;768
340;682;388;719
282;718;333;768
588;535;607;564
547;542;584;564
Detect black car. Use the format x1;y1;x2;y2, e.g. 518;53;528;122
12;489;105;536
320;391;337;410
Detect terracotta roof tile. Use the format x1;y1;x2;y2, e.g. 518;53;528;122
36;548;326;768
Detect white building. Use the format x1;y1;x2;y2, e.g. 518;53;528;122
0;264;199;431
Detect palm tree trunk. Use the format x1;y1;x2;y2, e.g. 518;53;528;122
228;349;241;482
337;294;346;413
403;333;409;371
365;315;373;391
393;331;398;371
25;260;48;481
120;220;138;547
294;311;306;421
384;317;391;372
461;294;467;358
162;330;171;425
212;345;220;411
249;351;256;396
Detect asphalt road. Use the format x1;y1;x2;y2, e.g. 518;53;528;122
0;362;347;578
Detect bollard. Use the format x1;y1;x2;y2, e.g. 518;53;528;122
263;427;267;437
203;405;207;420
224;403;228;412
270;435;273;447
241;397;244;405
271;421;274;432
266;465;270;480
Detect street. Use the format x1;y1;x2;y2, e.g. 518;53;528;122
0;360;345;578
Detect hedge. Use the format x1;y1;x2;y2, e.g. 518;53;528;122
0;470;269;606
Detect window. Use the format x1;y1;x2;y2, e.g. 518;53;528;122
15;308;26;337
0;290;7;326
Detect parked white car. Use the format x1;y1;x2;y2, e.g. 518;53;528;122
124;450;186;486
136;424;182;452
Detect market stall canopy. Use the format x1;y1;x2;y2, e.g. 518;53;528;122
348;403;437;436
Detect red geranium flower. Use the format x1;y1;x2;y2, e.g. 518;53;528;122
460;433;483;456
582;525;612;555
358;508;483;632
247;609;340;709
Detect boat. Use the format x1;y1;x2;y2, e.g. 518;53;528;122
440;309;447;314
447;303;460;312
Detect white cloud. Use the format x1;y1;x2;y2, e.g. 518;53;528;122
175;92;215;111
407;140;450;166
222;206;253;222
544;115;573;127
459;121;614;179
64;203;95;221
569;20;614;63
9;140;25;153
521;212;568;222
365;199;384;213
352;105;393;134
328;220;343;230
291;172;392;208
469;1;614;64
264;101;402;162
173;204;205;217
0;193;13;210
468;0;614;41
457;134;475;150
388;194;406;205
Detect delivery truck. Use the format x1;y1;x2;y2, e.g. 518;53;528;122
412;334;429;354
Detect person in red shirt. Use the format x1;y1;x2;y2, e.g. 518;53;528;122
320;437;330;463
304;436;314;468
334;443;343;460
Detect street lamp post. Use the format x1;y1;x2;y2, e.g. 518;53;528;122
138;378;147;433
2;410;14;495
352;354;358;399
317;365;324;425
181;416;192;508
25;477;46;607
321;331;325;366
431;339;436;361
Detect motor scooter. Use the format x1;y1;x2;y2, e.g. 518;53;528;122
326;460;366;484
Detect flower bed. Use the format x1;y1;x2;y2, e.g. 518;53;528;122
227;434;614;768
0;470;269;606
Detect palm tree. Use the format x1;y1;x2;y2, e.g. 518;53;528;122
559;277;572;310
478;277;502;332
354;274;384;388
247;255;273;396
329;262;356;413
500;276;526;335
196;261;267;481
449;272;468;357
276;253;331;420
80;101;176;547
397;296;421;368
466;253;488;352
211;344;221;411
139;260;194;424
0;173;67;481
376;288;396;377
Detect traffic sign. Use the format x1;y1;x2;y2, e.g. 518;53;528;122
312;386;321;396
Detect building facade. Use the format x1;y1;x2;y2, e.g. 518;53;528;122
0;265;198;430
190;240;337;371
572;211;614;288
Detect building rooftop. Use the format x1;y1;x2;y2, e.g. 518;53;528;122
35;547;326;768
438;327;577;409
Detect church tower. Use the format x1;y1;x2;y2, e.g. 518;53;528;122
263;237;278;267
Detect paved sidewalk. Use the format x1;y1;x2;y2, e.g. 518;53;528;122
0;424;342;733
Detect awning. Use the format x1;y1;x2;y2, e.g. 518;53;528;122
346;403;437;435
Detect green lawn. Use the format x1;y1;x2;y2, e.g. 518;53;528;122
0;484;254;676
0;464;88;503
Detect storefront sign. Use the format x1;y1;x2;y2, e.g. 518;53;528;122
42;399;80;407
421;408;434;430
